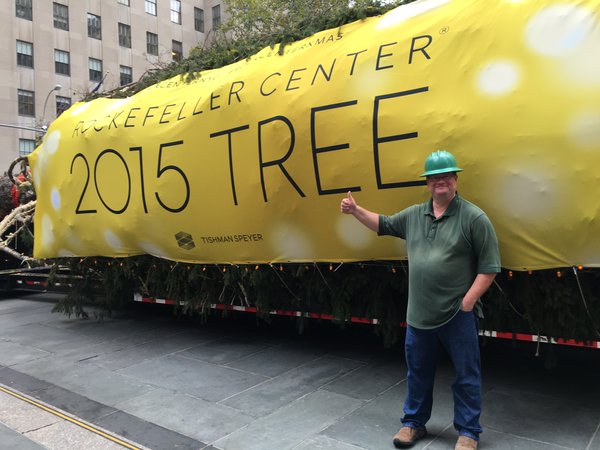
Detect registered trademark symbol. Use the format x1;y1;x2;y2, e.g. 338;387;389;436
439;26;449;34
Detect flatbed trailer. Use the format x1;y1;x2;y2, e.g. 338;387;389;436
0;260;597;350
0;266;74;293
133;291;600;351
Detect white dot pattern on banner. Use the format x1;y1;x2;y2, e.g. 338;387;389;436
568;110;600;149
560;23;600;86
108;98;132;110
41;215;54;248
350;70;388;99
336;215;374;250
44;131;61;154
271;224;314;260
33;132;60;190
51;188;61;211
476;61;520;96
498;168;557;220
70;103;90;116
376;0;451;29
104;229;122;250
525;5;594;56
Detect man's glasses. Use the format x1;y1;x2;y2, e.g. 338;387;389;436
426;173;456;183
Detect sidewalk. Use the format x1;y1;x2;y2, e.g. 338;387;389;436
0;386;137;449
0;292;599;450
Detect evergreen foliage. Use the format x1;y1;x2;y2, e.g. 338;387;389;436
54;256;600;347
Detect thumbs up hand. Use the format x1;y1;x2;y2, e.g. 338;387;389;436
340;191;357;214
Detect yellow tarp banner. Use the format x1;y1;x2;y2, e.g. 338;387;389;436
29;0;600;270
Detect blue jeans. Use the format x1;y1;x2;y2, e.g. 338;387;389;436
401;310;482;440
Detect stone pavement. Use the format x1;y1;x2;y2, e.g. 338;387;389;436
0;292;599;450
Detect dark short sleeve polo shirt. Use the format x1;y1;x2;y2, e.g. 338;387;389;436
378;194;501;329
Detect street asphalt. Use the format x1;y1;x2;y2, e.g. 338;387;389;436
0;292;598;450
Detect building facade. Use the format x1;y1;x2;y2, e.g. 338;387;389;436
0;0;226;172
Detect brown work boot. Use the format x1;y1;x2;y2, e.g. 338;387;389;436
455;435;478;450
393;426;426;448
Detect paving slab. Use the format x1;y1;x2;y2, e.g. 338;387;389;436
117;353;269;402
292;434;369;450
482;346;600;410
14;357;156;406
46;325;205;363
480;388;599;449
179;336;273;365
95;409;205;450
317;338;395;364
0;366;53;392
0;309;65;333
321;379;454;450
0;323;108;353
117;387;254;443
321;357;407;401
220;355;365;417
28;385;118;423
0;339;52;366
0;298;54;316
0;422;47;450
57;364;157;407
4;361;123;427
426;426;576;450
13;354;104;381
223;342;324;377
86;329;221;370
214;390;363;450
40;318;171;345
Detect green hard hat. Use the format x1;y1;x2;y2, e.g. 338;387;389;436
420;150;463;177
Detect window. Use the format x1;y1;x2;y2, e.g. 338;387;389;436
212;5;221;29
120;65;132;85
87;13;102;39
118;23;131;48
16;0;32;20
117;0;130;5
16;40;34;68
54;49;70;75
145;0;156;16
170;0;181;24
18;89;35;116
172;40;182;62
19;139;36;157
56;96;71;116
194;7;204;32
146;32;158;56
53;3;69;30
89;58;103;82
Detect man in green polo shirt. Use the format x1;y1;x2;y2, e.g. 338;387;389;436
340;150;500;450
